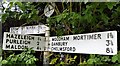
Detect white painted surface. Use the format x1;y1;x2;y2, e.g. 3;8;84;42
10;25;47;34
3;32;45;51
49;31;117;55
44;3;55;17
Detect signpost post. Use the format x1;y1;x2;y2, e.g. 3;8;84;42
43;27;50;66
49;31;117;55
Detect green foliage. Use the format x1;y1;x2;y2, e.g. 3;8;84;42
0;57;2;65
106;2;117;10
83;51;120;64
47;11;83;35
48;53;77;65
1;13;9;23
2;48;38;64
2;2;42;24
112;55;118;63
50;58;59;64
49;53;60;64
111;51;120;64
86;54;111;64
2;2;120;65
47;2;120;36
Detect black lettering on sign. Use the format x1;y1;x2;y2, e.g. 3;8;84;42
52;37;69;41
18;45;21;49
38;37;41;41
6;44;10;49
106;47;113;53
6;39;9;43
21;45;24;49
37;47;39;50
37;42;39;45
73;36;82;40
51;42;68;46
6;33;35;40
11;45;14;49
60;47;62;51
25;45;28;49
73;34;101;40
6;34;11;38
106;40;113;46
73;47;76;52
98;34;101;39
15;45;17;49
5;44;28;50
48;43;50;46
37;47;41;50
107;32;113;39
51;47;76;52
14;34;17;39
51;47;56;51
11;34;14;38
106;40;110;46
18;35;21;39
6;39;31;45
39;47;41;50
44;47;47;51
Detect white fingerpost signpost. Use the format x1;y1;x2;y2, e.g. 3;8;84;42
43;26;50;65
2;27;118;66
4;25;48;51
3;30;117;55
10;25;47;34
49;31;117;55
3;32;45;51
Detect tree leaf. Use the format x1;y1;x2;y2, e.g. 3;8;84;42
50;58;58;64
116;7;120;12
2;13;9;23
112;55;118;63
19;14;23;20
9;2;14;8
101;13;109;23
60;61;65;64
106;2;117;10
16;2;23;7
2;60;8;64
87;59;94;64
74;55;77;59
